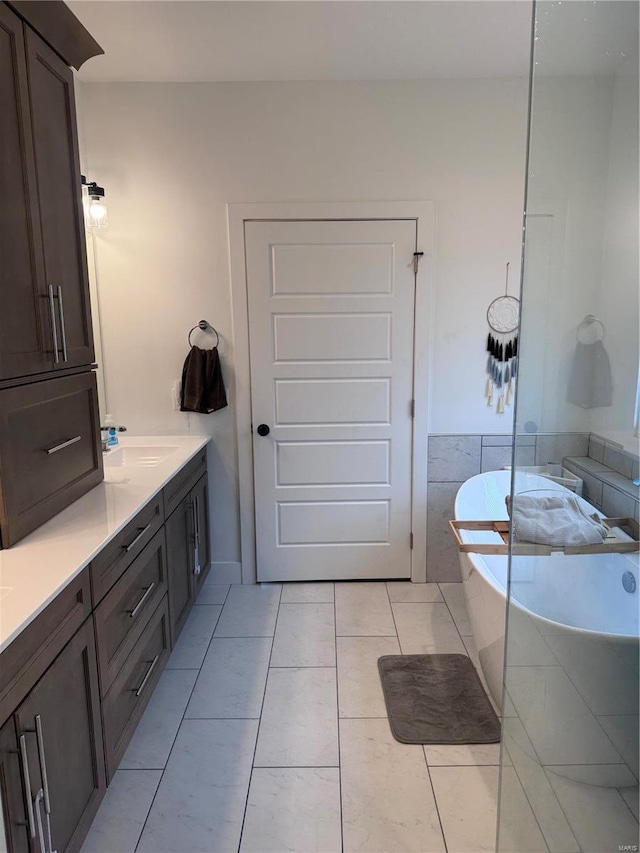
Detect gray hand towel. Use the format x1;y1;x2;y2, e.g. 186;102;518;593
566;340;613;408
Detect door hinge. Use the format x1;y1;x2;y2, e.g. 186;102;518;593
413;251;424;274
410;532;414;550
410;399;415;418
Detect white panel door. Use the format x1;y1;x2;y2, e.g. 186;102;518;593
245;219;417;581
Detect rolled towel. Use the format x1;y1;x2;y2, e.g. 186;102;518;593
507;494;608;547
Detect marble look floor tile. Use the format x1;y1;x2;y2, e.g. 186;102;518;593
80;769;162;853
424;743;500;766
439;582;473;636
240;767;341;853
185;637;272;719
506;665;624;767
120;668;198;769
280;581;335;603
340;718;445;852
254;668;338;767
545;771;639;853
166;605;222;669
337;635;400;718
621;786;639;821
386;581;443;602
270;602;336;667
392;602;466;655
597;715;640;778
335;582;396;636
496;767;550;853
430;765;500;853
137;719;258;853
194;583;230;605
502;717;580;853
214;584;281;637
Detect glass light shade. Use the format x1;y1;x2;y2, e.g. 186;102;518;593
87;196;108;229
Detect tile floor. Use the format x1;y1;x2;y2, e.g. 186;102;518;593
82;579;508;853
82;579;639;853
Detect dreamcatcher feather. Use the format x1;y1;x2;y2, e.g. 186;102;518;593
485;263;520;413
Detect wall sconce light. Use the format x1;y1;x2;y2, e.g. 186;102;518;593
81;175;109;229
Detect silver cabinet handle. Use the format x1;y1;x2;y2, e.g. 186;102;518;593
47;286;60;364
19;735;36;839
34;717;51;816
56;286;68;363
35;789;47;853
134;655;159;698
123;522;153;553
44;436;82;455
129;582;155;619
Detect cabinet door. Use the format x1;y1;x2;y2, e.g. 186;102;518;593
0;4;50;381
15;619;105;853
0;718;30;853
165;496;195;645
24;27;94;371
191;474;211;599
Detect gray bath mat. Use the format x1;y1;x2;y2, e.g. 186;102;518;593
378;653;501;745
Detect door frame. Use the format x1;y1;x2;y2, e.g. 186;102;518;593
228;201;435;584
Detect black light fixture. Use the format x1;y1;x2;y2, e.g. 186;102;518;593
81;175;108;229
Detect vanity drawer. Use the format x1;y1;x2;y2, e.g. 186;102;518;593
0;372;103;547
163;449;207;518
0;569;91;726
94;528;168;697
91;495;164;605
102;595;170;781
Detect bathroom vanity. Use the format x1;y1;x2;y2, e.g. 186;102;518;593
0;436;210;853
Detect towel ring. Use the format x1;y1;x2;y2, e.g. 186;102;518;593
576;314;605;343
188;320;220;348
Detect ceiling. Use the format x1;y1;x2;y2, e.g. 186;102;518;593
68;1;638;84
69;1;534;82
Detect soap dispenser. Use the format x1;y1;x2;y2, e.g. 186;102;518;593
104;414;119;448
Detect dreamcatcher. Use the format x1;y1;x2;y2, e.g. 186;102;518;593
485;263;520;413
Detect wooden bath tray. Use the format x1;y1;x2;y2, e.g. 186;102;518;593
448;518;640;556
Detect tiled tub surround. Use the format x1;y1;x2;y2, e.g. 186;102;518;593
0;435;210;652
426;432;589;582
564;434;640;521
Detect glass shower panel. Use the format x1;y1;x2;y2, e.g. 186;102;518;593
498;3;639;852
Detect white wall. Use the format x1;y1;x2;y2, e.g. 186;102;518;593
79;79;529;565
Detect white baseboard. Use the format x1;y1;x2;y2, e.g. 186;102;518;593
209;561;242;585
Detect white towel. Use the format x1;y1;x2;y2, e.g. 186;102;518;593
509;494;608;547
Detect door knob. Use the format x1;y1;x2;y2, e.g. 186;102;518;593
257;424;270;437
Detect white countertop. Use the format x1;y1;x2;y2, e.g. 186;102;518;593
0;435;210;654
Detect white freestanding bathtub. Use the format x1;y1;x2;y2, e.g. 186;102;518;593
455;470;639;787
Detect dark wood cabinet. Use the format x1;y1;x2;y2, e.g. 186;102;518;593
164;453;211;643
0;2;51;382
0;717;30;853
14;617;105;853
165;492;194;644
24;27;94;372
0;371;104;548
0;3;94;382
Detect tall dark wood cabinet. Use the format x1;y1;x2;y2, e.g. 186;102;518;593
0;3;51;381
0;0;104;549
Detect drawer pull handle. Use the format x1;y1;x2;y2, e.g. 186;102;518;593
56;286;68;363
129;582;156;619
45;435;82;455
47;286;60;364
19;735;36;839
34;716;52;817
134;654;160;698
123;523;153;553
